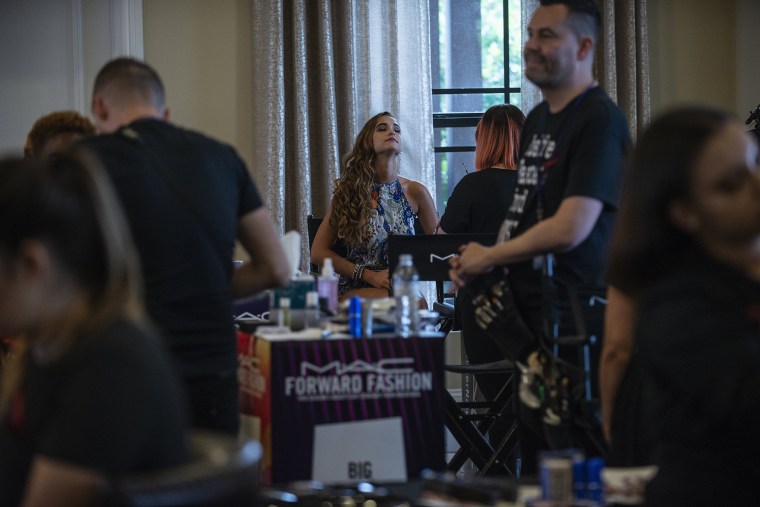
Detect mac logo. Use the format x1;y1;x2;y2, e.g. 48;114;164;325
429;253;456;263
299;357;415;376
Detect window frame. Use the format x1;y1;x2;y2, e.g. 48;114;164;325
431;0;520;156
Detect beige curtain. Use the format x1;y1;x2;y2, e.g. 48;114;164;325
596;0;650;140
521;0;650;139
250;1;434;272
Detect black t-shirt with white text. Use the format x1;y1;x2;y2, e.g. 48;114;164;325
507;87;630;304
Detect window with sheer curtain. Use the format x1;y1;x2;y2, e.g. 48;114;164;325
429;0;649;214
249;0;647;273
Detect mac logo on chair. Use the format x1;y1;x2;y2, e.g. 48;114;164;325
388;233;497;281
430;253;456;263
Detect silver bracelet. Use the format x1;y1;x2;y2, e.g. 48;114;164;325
353;264;365;281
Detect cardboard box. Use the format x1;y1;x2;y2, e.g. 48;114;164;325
237;331;446;485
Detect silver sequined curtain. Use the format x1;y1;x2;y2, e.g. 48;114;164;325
250;0;435;272
521;0;650;139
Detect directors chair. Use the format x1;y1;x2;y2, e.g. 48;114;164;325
306;215;348;274
307;214;425;275
388;233;520;477
535;254;608;456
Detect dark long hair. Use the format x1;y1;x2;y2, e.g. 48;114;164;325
330;111;395;247
0;151;144;414
607;106;732;296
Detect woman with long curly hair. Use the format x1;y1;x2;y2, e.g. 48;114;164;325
311;112;437;301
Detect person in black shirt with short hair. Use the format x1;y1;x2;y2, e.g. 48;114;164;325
83;57;290;435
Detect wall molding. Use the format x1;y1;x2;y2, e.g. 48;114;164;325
68;0;86;112
62;0;144;115
111;0;144;58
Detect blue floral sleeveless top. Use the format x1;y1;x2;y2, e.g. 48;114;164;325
339;179;416;296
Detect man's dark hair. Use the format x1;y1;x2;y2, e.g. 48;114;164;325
93;57;165;110
540;0;601;42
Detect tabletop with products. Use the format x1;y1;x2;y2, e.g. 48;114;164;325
233;256;655;506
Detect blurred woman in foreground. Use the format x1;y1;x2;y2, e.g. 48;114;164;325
606;106;760;505
0;153;188;506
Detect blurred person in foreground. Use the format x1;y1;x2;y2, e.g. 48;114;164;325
607;106;760;506
1;112;97;369
0;153;189;507
81;57;289;435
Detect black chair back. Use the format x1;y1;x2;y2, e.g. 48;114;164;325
307;215;426;274
100;432;262;507
307;215;348;273
387;233;497;302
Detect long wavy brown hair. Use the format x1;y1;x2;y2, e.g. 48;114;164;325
330;111;395;247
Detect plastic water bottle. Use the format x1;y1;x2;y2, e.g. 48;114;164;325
393;254;420;338
317;258;339;315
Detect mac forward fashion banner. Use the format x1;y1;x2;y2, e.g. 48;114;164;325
238;332;446;484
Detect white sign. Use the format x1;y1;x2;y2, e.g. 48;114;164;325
311;417;407;483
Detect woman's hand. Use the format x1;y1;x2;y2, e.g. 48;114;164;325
449;242;495;289
363;268;391;291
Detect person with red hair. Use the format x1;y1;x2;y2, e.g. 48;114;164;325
438;104;525;236
438;103;525;411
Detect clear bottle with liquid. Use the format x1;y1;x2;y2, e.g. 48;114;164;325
317;258;339;315
392;254;420;338
278;297;291;329
303;291;320;329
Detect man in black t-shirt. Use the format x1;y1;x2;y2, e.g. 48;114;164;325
82;58;289;435
450;0;630;470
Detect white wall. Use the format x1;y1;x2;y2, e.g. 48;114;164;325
646;0;759;124
648;0;736;116
0;1;85;156
142;0;255;177
0;0;142;156
736;0;760;121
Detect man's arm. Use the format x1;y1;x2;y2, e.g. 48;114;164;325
451;196;602;284
231;207;290;298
